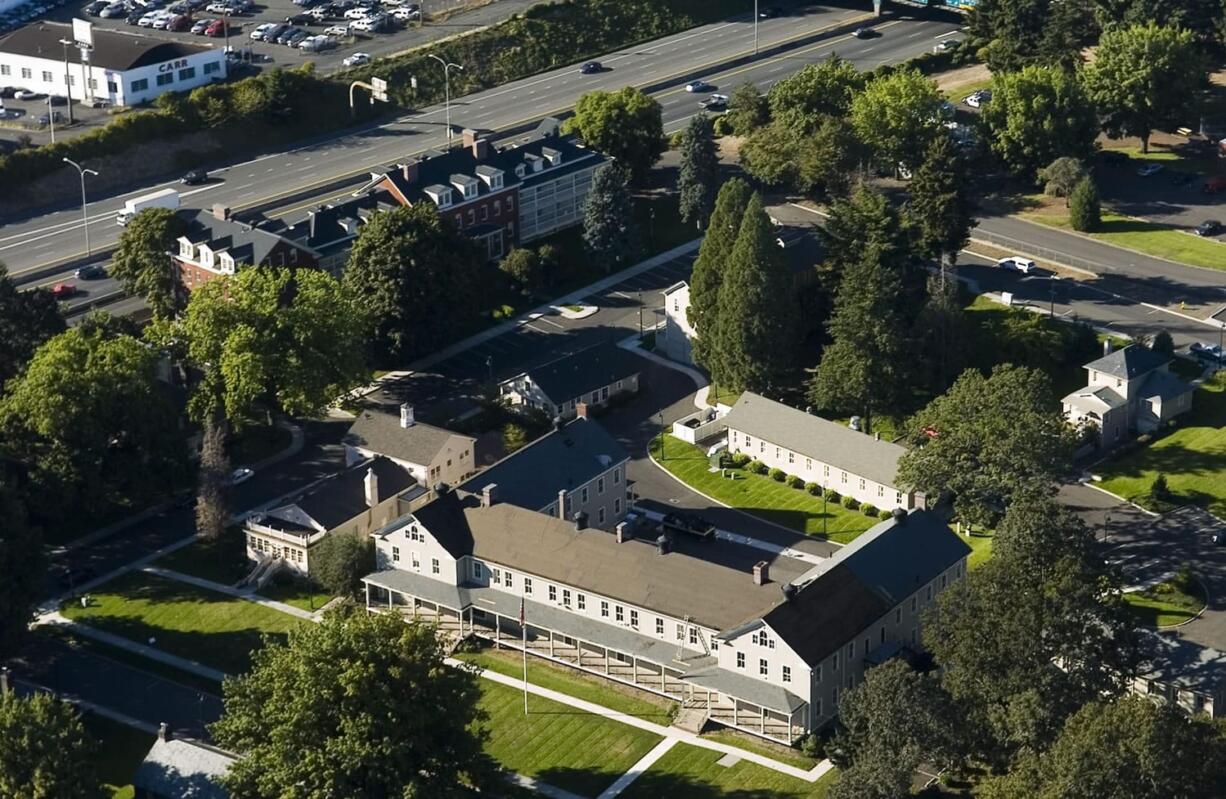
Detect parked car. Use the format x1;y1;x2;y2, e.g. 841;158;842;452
205;18;225;35
14;89;41;100
204;1;229;12
74;264;106;279
50;283;77;299
1191;342;1224;362
963;89;991;108
342;6;368;18
125;9;146;23
1136;162;1164;177
167;13;192;30
0;86;17;98
1203;177;1226;195
351;14;385;31
1195;220;1222;237
306;6;330;20
286;28;310;44
699;93;728;111
191;17;212;32
231;467;255;485
685;80;712;93
284;11;313;24
99;2;128;17
579;60;601;74
342;51;370;67
47;94;67;105
36;111;64;125
391;5;417;20
180;168;208;185
299;33;334;50
83;96;111;108
249;21;275;38
934;38;960;52
997;256;1036;274
323;22;349;35
84;0;108;14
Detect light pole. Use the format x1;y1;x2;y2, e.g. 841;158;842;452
46;96;56;144
62;158;98;257
427;54;462;149
486;355;493;385
753;0;759;54
658;412;666;461
57;38;75;124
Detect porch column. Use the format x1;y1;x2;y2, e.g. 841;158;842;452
364;582;370;609
605;648;610;675
760;706;766;732
549;632;555;658
495;614;501;649
387;590;393;609
632;658;637;684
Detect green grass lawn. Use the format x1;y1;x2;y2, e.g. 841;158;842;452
965;533;995;571
708;386;743;408
458;648;675;722
1108;143;1220;176
1124;573;1207;628
154;533;251;587
62;572;307;675
478;679;662;798
650;436;879;544
256;577;333;613
621;743;834;799
1098;373;1226;517
699;729;817;770
83;714;154;799
1024;211;1226;272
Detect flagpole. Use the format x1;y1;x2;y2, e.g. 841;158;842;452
521;591;529;715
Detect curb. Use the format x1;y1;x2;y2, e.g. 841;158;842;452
615;332;710;410
1079;481;1161;518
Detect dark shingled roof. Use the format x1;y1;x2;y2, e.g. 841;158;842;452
513;341;644;405
344;410;475;469
765;511;971;665
0;22;216;71
1086;345;1170;380
293;457;415;530
457;416;627;512
181;209;316;267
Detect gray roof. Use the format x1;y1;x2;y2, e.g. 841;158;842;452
380;491;812;630
765;510;970;666
1142;632;1226;693
0;22;216;71
456;417;628;512
181;209;316;267
1140;369;1193;402
263;457;415;533
1086;345;1170;379
1062;385;1126;413
509;341;644;405
344;410;475;469
722;392;908;489
132;737;236;799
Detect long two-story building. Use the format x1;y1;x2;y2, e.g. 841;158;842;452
361;497;969;744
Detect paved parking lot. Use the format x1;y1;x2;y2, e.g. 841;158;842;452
1096;147;1226;240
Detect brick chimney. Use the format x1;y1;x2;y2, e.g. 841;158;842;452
400;403;415;428
364;467;379;508
575;402;589;420
481;483;498;508
462;128;477;148
401;160;419;184
212;204;230;221
753;560;769;585
557;489;567;519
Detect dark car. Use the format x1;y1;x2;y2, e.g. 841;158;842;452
758;6;779;17
181;168;208;185
0;86;16;98
276;26;302;43
126;9;146;23
579;61;601;74
74;264;106;279
1195;220;1222;237
85;0;108;14
853;26;875;38
1099;150;1129;167
47;94;67;105
167;13;192;30
1168;170;1197;187
285;12;313;23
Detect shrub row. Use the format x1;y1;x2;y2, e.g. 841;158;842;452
728;456;899;520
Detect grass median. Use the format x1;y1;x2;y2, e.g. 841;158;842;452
620;742;834;798
1023;210;1226;272
1124;570;1207;628
650;435;879;544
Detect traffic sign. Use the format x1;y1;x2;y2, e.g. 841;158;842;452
371;77;388;102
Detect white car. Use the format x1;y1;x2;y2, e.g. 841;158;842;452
343;7;370;18
205;1;230;12
137;13;159;25
299;34;335;50
307;6;330;19
998;256;1036;274
963;89;991;108
351;14;385;30
250;21;275;39
342;52;371;67
391;6;418;20
324;23;350;35
934;38;960;52
231;467;255;485
152;13;173;27
13;89;40;100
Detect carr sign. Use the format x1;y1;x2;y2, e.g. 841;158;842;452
371;77;388;103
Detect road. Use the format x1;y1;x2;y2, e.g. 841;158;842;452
1;5;963;287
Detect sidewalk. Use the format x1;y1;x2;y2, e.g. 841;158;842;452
38;613;227;682
141;565;316;621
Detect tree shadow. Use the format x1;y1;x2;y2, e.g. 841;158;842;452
538;766;809;798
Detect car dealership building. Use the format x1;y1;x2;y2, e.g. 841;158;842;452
0;21;226;106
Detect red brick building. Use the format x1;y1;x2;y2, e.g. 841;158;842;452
174;205;321;292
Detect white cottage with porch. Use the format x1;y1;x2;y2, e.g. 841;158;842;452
362;489;969;743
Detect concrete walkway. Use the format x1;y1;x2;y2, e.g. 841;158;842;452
140;566;316;621
39;613;227;683
617;332;711;411
597;737;679;799
454;659;833;783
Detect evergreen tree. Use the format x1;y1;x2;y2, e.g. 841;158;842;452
1068;176;1101;231
677;114;719;229
709;194;796;392
689;178;752;383
807;242;910;434
914;272;972;395
310;532;373;598
906;135;975;270
582;163;642;273
819;186;912;298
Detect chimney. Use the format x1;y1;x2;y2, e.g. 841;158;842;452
157;722;170;742
892;507;908;525
575;402;589;420
481;483;498;508
573;510;588;531
212;204;230;221
462;128;477;148
364;467;379;508
753;560;769;585
401;160;419;185
656;533;671;555
400;403;415;428
781;583;797;602
0;667;8;695
615;521;632;543
1104;338;1113;356
557;489;567;519
472;137;489;160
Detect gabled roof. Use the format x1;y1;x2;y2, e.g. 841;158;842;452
344;410;475;470
133;736;237;799
1086;345;1170;380
0;22;217;71
1140;369;1193;402
509;341;644;404
721;392;908;489
261;457;416;533
1062;385;1126;413
764;510;970;666
181;209;316;267
456;416;628;512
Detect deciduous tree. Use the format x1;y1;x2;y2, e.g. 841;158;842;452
195;417;230;540
678;114;719;229
343;203;482;363
1039;156;1088;201
212;612;496;797
849;67;943;173
498;247;543;292
982;66;1099;181
767;56;865;131
0;262;64;390
1082;23;1207;153
969;0;1088;72
0;692;103;799
741;116;860;199
0;478;42;658
725;82;770;135
582;163;642;272
310;532;373;598
897;365;1076;527
565;87;665;183
110;207;189;321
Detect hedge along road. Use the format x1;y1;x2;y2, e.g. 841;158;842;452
1;5;962;285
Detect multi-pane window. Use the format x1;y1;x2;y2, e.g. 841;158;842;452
613;468;621;484
548;585;557;602
562;589;571;606
630;610;638;628
597;477;604;494
759;659;768;677
505;572;514;588
601;601;609;618
655;618;664;635
392;546;400;562
581;487;589;503
689;627;698;645
431;558;439;574
492;568;502;585
736;652;745;669
615;605;625;623
577;594;586;611
472;561;483;580
676;624;684;641
411;552;420;570
524;578;533;594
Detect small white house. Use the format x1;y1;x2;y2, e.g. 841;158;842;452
1062;344;1193;447
500;341;642;420
344;404;477;488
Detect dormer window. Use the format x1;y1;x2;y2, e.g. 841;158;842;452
541;147;562;167
178;238;194;259
423;185;454;208
219;252;235;274
476;165;504;190
515;163;526;178
199;246;213;267
450;174;479;201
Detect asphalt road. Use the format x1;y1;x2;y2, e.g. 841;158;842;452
1;5;963;285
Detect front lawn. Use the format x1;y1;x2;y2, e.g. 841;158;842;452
154;532;250;587
620;742;834;799
1098;373;1226;517
83;714;154;799
257;576;333;613
1023;211;1226;272
62;572;307;675
699;729;818;770
478;680;662;798
1124;571;1207;628
965;532;995;571
650;436;879;544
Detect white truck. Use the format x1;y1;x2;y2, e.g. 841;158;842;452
116;188;180;226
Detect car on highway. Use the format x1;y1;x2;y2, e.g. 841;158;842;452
181;168;208;185
342;52;371;67
997;256;1036;274
963;89;991;108
231;467;255;485
1195;220;1222;237
13;89;39;100
853;26;876;38
758;6;779;17
685;80;713;93
50;283;77;299
1136;162;1164;177
934;38;960;52
74;264;106;279
698;93;729;111
579;61;602;74
1204;177;1226;195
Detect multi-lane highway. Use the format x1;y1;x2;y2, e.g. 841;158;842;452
1;4;964;290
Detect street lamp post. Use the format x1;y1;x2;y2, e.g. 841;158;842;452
427;54;463;149
486;355;493;385
658;412;666;461
753;0;758;54
62;158;99;257
57;39;75;124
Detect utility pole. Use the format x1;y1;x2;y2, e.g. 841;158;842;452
57;38;75;123
753;0;758;54
427;53;463;149
62;157;99;257
46;96;55;144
